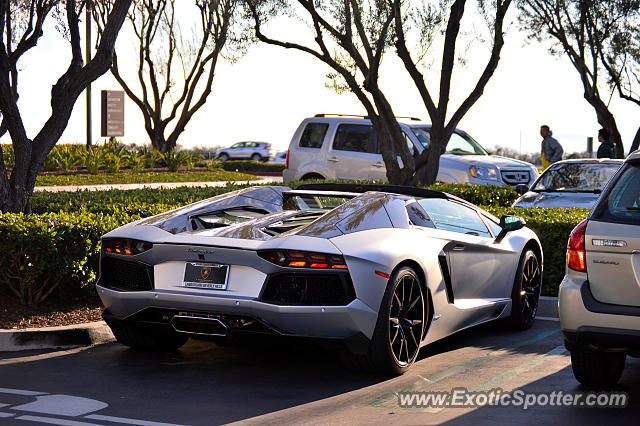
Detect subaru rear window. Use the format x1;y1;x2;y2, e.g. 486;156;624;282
299;123;329;148
593;163;640;225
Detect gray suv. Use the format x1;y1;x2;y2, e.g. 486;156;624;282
216;141;273;162
282;115;538;186
560;150;640;386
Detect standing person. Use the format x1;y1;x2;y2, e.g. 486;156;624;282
597;128;616;158
540;125;563;170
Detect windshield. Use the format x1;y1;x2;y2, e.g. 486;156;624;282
532;162;620;193
409;127;488;155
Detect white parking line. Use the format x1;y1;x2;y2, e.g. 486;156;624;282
0;388;47;396
536;316;560;322
0;411;16;417
15;415;103;425
85;414;186;426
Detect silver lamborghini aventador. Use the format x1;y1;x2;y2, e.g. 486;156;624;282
97;184;542;374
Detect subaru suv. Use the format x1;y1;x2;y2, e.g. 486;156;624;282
216;141;272;162
282;115;538;186
560;151;640;386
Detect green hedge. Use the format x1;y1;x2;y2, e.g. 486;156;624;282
221;160;285;173
491;207;589;296
4;183;582;305
31;183;255;216
0;211;137;306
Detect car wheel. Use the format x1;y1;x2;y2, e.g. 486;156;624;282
301;173;325;181
571;349;626;387
509;249;541;330
251;153;262;162
218;153;229;162
346;266;426;375
109;323;188;351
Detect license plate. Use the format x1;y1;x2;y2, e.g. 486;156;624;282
183;262;229;290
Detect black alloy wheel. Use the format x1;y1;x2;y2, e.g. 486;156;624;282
388;270;426;367
510;250;541;330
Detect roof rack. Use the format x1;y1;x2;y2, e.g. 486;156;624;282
295;183;448;200
314;114;422;121
314;114;367;118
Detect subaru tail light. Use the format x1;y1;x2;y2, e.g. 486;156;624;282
285;150;290;169
567;219;588;272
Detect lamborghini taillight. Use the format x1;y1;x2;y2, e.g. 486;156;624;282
103;238;153;256
259;250;348;270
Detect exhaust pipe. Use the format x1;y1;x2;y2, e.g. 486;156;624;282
170;315;228;336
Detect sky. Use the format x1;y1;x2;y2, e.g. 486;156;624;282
3;3;639;156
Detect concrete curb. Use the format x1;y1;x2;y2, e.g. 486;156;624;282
0;321;114;352
538;296;559;319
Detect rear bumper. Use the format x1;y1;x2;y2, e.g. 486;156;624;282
563;327;640;352
96;284;379;340
559;276;640;352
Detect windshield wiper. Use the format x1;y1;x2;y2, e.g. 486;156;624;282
626;207;640;211
533;189;601;194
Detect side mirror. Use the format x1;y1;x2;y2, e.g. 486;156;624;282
495;215;526;243
514;184;529;195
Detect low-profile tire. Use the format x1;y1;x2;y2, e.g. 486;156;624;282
109;323;188;351
218;153;229;162
343;266;426;375
251;153;263;162
509;249;541;330
571;349;626;387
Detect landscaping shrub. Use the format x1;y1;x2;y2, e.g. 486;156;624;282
221;160;285;173
162;149;189;172
0;211;137;306
490;206;589;296
10;182;583;305
1;144;14;168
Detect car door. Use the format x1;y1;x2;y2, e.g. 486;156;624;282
228;142;244;159
368;131;420;181
240;142;254;158
587;162;640;306
416;198;516;301
328;124;380;180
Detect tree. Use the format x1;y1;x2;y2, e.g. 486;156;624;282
393;0;512;184
94;0;239;153
518;0;640;158
245;0;512;185
0;0;132;213
595;1;640;153
245;0;416;184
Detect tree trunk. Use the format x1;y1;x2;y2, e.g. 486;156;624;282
629;126;640;155
585;94;625;158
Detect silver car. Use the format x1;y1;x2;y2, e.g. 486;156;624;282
513;159;623;209
560;151;640;386
282;115;539;187
216;141;273;162
97;184;542;374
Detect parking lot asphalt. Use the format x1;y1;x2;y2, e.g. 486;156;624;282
1;318;638;426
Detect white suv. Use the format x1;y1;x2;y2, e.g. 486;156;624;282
560;151;640;386
282;115;538;186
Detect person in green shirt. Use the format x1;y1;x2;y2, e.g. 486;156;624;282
597;128;616;159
